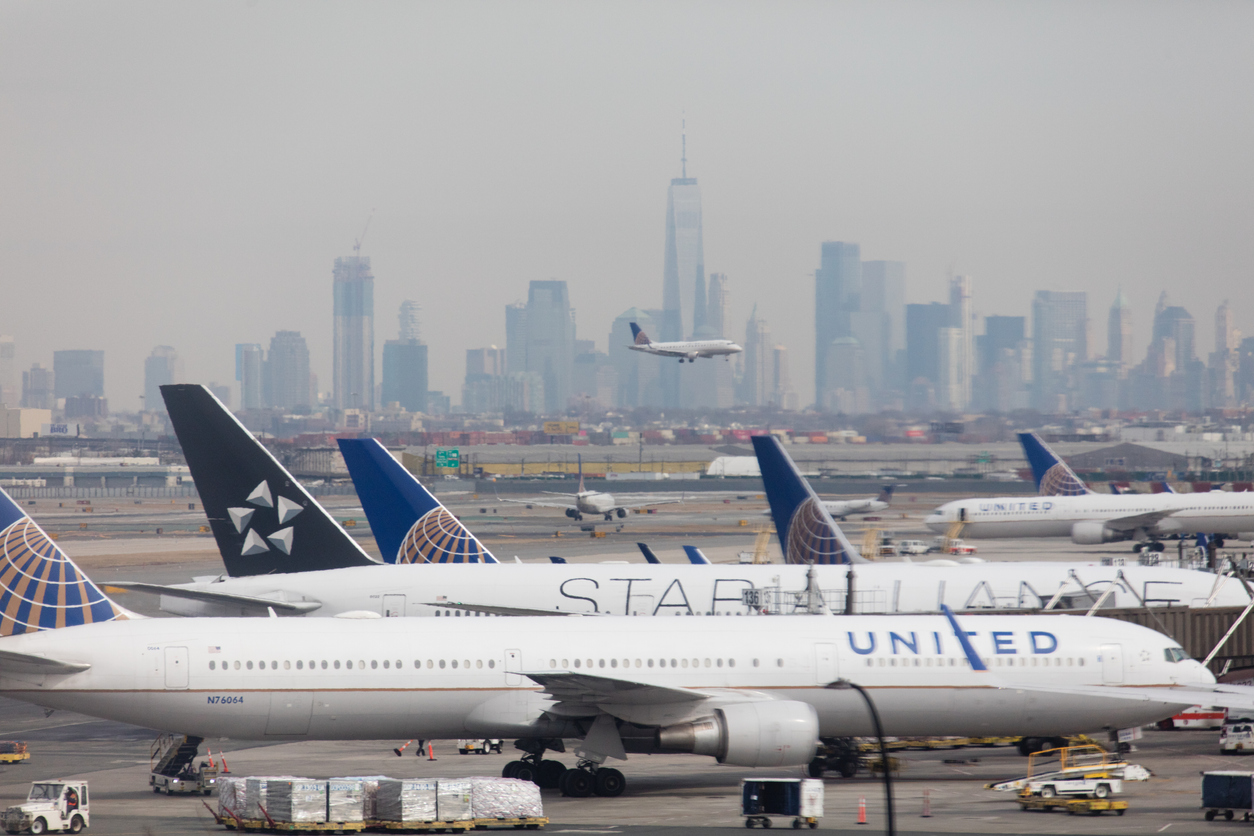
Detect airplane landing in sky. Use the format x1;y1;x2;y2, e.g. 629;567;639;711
627;322;742;362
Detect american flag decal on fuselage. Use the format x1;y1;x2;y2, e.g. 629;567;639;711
397;507;497;564
0;517;126;636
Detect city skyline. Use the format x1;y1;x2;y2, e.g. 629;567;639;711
2;3;1252;412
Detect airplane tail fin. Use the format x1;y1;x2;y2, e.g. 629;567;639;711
161;384;379;577
876;484;899;504
548;556;567;564
751;435;866;565
637;543;661;564
1017;432;1091;496
337;438;498;564
1157;480;1176;494
629;323;651;345
577;454;585;494
682;546;711;565
0;487;130;636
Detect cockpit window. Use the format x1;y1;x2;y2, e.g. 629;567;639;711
1164;647;1190;663
29;784;63;801
930;508;947;516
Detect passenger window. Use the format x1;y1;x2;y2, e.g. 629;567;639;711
550;660;557;669
246;661;253;670
729;659;735;668
488;660;495;669
476;660;483;669
648;659;654;668
611;659;618;668
574;659;581;668
599;659;606;668
681;659;689;668
272;661;278;669
716;659;723;668
358;660;365;669
753;659;759;667
704;659;711;667
427;660;434;669
283;661;290;670
451;660;458;669
463;660;470;669
334;660;341;670
371;661;378;670
670;659;677;667
439;660;446;669
776;659;784;667
297;660;303;670
321;660;327;670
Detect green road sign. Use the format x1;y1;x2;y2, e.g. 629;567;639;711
435;448;460;468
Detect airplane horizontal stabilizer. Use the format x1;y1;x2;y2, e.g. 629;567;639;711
426;602;587;617
111;582;322;614
0;647;90;676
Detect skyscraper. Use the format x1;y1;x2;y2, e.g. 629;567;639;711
947;275;974;410
143;346;181;413
814;241;861;407
1107;289;1133;374
235;343;264;410
1153;303;1195;370
861;260;906;356
382;341;428;413
904;302;950;387
609;309;661;408
505;302;528;374
332;255;374;410
770;345;797;410
1216;300;1237;354
706;273;729;338
739;307;773;407
267;331;312;410
524;280;575;413
1032;291;1088;411
20;364;54;409
398;300;422;342
0;336;15;407
53;350;104;399
661;128;704;407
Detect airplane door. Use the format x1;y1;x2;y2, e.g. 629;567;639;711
959;507;967;522
266;692;313;735
505;649;522;686
1100;643;1124;684
164;647;189;690
814;643;839;686
382;594;406;617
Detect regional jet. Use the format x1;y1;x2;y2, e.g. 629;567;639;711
3;484;1250;799
763;484;900;521
927;432;1254;549
500;454;682;522
626;322;742;362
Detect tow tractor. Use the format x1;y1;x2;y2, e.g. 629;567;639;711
2;780;89;834
457;739;503;755
0;743;29;764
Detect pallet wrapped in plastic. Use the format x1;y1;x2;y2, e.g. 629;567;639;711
244;775;303;821
469;777;544;820
326;778;367;822
216;776;246;820
266;779;327;823
375;778;438;822
437;778;474;821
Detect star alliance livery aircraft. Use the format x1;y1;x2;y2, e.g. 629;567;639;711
2;484;1249;798
627;322;742;362
118;399;1249;618
927;432;1254;548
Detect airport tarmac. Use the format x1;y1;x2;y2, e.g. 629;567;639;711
0;693;1239;835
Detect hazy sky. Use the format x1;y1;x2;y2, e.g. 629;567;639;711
3;1;1252;412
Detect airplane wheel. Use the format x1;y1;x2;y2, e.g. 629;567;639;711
806;759;824;778
502;760;523;779
560;769;594;798
594;768;626;797
838;758;858;779
513;762;538;784
538;760;566;789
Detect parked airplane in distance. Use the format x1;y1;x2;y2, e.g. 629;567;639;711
627;322;742;362
926;432;1254;549
3;485;1245;800
501;455;682;522
762;484;901;521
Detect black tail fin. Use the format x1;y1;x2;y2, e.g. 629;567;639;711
161;384;379;577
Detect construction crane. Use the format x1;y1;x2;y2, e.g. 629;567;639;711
353;209;375;256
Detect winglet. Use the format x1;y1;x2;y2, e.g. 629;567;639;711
1017;432;1091;497
941;605;987;671
338;438;498;564
636;543;661;564
751;435;866;565
682;546;711;565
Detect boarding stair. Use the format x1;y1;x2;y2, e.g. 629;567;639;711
151;733;204;777
987;745;1147;793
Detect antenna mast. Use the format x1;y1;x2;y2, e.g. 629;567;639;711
681;117;687;179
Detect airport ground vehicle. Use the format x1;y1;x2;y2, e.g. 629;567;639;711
0;742;28;764
457;739;503;755
991;745;1136;797
1202;771;1254;820
1221;720;1254;754
2;781;88;834
741;778;822;829
150;734;219;795
1017;796;1127;816
895;540;930;556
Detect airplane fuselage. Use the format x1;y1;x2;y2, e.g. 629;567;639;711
153;561;1250;619
628;340;742;360
927;493;1254;542
0;614;1212;743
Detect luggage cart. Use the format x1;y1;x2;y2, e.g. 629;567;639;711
1202;771;1254;821
741;778;823;829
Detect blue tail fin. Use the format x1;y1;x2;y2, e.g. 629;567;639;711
682;546;711;565
751;435;865;565
876;485;898;504
637;543;661;564
1157;481;1175;494
0;488;128;636
338;438;498;564
548;556;567;564
1017;432;1091;496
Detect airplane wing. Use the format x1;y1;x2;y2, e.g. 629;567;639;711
110;583;324;614
501;498;576;510
992;680;1254;714
1103;510;1177;532
427;602;598;617
524;671;705;706
0;648;91;676
614;498;684;511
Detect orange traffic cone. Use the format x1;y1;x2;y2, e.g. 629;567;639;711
922;789;932;818
857;795;867;825
427;742;437;761
394;740;414;757
219;753;231;774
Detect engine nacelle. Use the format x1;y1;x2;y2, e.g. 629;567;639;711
565;508;578;519
616;508;628;519
655;700;819;767
1071;521;1127;545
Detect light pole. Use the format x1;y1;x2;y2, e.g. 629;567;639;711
827;678;894;835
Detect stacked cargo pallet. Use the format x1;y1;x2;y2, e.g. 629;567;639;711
212;775;545;833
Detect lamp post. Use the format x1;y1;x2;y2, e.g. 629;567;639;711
827;678;894;835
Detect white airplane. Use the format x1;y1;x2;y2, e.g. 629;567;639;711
0;487;1244;798
627;322;742;363
502;455;682;522
763;484;900;521
927;432;1254;549
119;406;1250;619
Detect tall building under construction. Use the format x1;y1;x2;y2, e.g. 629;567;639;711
333;255;374;410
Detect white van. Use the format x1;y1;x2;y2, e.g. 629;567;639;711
1220;720;1254;754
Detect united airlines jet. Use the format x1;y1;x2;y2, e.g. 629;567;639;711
927;432;1254;549
627;322;742;362
1;485;1246;799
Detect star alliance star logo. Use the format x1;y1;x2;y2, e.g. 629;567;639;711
226;480;304;556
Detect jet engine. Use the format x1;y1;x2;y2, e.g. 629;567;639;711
616;508;627;519
654;700;818;767
565;508;578;519
1071;521;1128;545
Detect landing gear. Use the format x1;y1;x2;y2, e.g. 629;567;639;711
594;768;626;797
809;738;860;778
558;761;625;797
504;739;568;787
538;760;567;789
604;513;613;521
559;768;594;797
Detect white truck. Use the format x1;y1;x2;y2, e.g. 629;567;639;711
1025;776;1122;799
3;781;89;834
